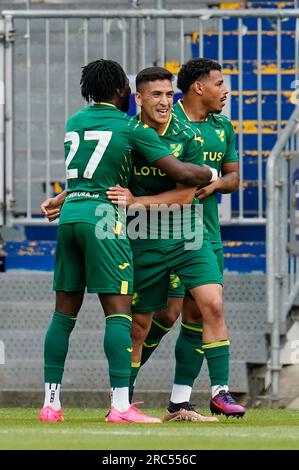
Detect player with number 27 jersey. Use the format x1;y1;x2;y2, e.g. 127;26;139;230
59;102;170;226
54;102;170;295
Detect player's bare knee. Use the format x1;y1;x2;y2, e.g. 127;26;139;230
155;309;178;327
131;322;148;344
155;300;181;327
55;291;84;315
210;298;224;319
167;310;179;326
202;297;224;323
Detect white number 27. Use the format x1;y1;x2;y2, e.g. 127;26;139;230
64;130;112;180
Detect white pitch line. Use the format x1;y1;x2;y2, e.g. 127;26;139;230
0;427;299;439
0;428;248;438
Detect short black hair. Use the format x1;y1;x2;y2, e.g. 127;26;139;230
80;59;128;102
177;58;222;94
136;66;173;91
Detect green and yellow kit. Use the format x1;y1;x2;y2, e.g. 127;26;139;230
167;99;239;298
129;113;222;313
54;103;170;295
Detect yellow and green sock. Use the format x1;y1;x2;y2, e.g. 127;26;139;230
202;339;230;387
174;322;204;387
140;318;171;366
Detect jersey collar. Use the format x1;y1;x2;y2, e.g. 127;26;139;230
137;112;172;136
177;99;209;122
177;99;192;121
94;102;117;108
160;114;172;136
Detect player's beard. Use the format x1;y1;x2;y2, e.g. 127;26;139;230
211;102;224;114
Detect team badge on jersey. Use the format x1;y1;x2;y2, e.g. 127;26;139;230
170;143;183;158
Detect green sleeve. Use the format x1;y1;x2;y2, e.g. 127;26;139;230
223;121;239;163
65;117;72;132
130;122;170;164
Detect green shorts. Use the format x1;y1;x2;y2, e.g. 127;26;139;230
53;222;133;294
168;245;224;298
131;237;222;313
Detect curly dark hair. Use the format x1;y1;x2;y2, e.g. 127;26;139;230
80;59;128;103
177;58;222;94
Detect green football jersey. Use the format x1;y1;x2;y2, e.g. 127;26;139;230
173;99;239;246
128;112;206;246
59;103;170;225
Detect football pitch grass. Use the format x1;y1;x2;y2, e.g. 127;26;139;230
1;408;299;450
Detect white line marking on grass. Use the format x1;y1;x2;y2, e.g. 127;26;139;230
0;427;299;439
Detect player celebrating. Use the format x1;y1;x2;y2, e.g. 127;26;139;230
136;58;245;419
107;66;231;422
126;59;245;419
39;59;215;423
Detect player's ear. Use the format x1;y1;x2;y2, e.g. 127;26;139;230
135;91;142;107
192;80;203;96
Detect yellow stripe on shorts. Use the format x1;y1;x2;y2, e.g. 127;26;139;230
120;281;129;294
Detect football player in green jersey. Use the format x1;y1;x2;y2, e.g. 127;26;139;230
166;59;244;419
107;66;235;422
111;59;245;419
39;60;216;424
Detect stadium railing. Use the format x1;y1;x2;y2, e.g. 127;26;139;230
0;8;298;225
267;104;299;403
0;7;298;402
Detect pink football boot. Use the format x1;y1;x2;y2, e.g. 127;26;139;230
39;406;64;422
105;403;161;423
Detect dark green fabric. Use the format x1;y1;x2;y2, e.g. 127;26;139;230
44;311;77;383
203;340;230;386
104;314;132;388
174;323;204;386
